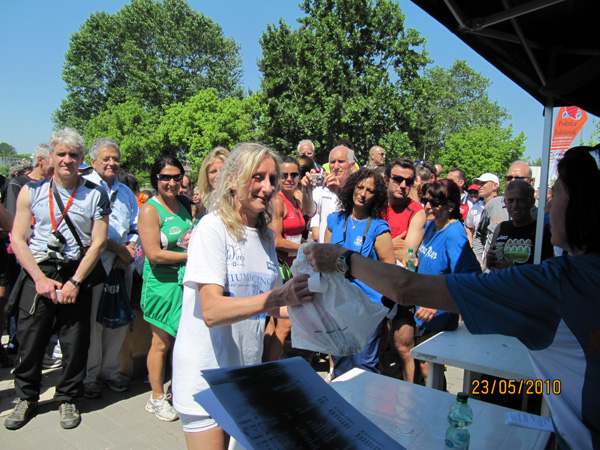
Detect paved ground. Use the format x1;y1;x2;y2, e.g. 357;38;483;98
0;338;463;449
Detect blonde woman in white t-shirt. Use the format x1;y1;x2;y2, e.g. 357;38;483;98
172;143;314;450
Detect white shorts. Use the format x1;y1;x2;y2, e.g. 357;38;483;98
179;412;218;433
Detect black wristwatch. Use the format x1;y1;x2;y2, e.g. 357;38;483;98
335;250;356;279
68;277;82;288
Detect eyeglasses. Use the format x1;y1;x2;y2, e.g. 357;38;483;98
376;152;386;157
282;172;299;180
390;175;415;186
156;173;183;182
422;197;444;208
505;176;530;182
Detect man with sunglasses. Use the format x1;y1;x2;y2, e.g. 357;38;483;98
82;138;139;399
473;161;534;268
379;158;426;383
365;145;386;169
5;129;110;431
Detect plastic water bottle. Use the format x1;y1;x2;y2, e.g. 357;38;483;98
405;248;417;272
444;392;473;449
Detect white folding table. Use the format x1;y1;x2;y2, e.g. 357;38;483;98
410;322;549;415
330;369;550;449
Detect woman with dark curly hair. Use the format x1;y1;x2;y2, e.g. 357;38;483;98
324;168;395;378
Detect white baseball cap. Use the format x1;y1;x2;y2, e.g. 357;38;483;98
472;173;499;185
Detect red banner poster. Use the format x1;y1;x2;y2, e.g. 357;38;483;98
549;106;587;179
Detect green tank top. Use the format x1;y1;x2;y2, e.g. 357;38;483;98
144;197;193;266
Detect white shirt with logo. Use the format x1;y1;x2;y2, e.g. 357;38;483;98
172;213;281;416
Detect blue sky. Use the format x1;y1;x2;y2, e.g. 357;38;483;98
0;0;596;160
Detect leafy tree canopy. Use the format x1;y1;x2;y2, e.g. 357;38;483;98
413;60;511;162
0;142;17;156
54;0;243;133
84;89;260;175
437;125;526;188
258;0;429;164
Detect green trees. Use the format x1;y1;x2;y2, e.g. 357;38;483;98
0;143;17;156
258;0;429;163
413;60;512;162
437;126;525;185
54;0;243;133
84;90;260;172
53;0;527;177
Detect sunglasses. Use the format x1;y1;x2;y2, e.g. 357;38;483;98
156;173;183;182
390;175;415;186
422;197;444;208
505;176;529;182
282;172;299;180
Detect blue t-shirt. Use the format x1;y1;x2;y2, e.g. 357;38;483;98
446;254;600;450
416;220;480;330
327;212;390;305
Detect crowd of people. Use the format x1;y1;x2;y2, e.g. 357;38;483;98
0;131;597;449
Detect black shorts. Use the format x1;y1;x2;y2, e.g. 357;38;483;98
382;296;415;323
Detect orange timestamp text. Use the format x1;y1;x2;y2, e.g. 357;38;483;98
471;379;561;395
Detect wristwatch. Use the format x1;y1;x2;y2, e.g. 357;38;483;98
68;277;82;288
335;250;356;279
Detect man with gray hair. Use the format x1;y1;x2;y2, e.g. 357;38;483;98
485;179;552;270
473;160;534;268
4;128;110;430
9;159;32;179
82;138;139;398
298;139;324;171
5;143;54;217
310;141;354;243
4;144;56;365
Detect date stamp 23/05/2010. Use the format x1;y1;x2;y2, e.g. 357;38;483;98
471;379;561;396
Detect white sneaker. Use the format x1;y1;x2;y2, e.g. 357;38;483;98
324;368;335;383
145;394;179;422
42;354;62;369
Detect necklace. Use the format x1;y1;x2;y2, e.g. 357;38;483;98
349;215;363;229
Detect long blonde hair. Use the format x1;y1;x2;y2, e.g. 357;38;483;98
197;146;230;207
210;143;281;242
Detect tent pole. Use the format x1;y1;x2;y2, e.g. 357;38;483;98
534;99;554;264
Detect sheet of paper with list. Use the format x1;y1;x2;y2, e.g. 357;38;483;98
195;357;404;450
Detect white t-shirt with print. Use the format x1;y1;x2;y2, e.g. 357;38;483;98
172;213;282;416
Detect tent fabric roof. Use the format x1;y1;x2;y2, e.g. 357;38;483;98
410;0;600;116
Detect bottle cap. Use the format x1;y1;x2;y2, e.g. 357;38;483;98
457;392;469;402
408;248;414;252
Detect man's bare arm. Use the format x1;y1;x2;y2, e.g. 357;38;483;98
11;187;62;301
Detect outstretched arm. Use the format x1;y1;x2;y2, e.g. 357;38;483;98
199;274;314;327
303;243;458;313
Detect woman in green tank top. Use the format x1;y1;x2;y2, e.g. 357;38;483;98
139;156;192;422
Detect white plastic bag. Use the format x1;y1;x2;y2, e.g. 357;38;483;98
288;243;388;356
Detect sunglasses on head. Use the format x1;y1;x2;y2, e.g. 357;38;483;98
422;197;444;208
282;172;299;180
156;173;183;182
390;175;415;186
505;175;529;182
